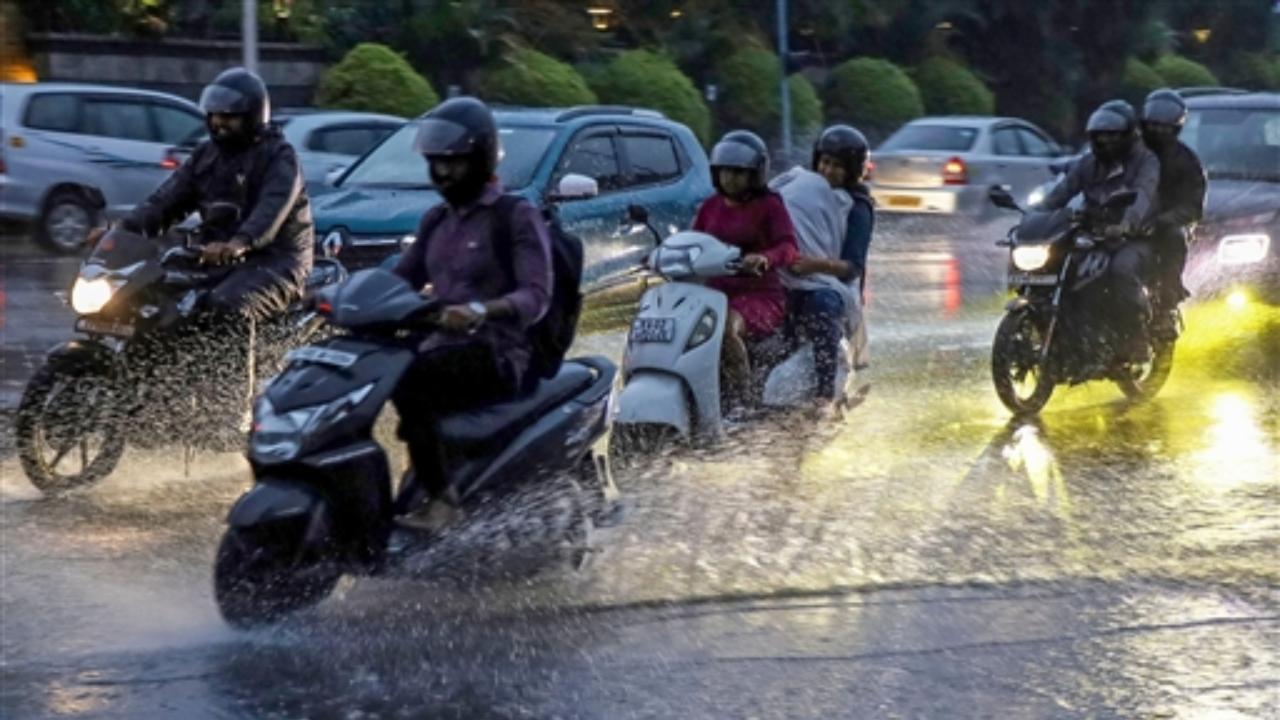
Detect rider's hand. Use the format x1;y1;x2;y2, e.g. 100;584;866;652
438;304;484;334
84;225;107;248
200;239;249;265
740;253;770;277
1103;224;1127;242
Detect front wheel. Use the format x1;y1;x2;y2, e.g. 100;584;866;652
1116;339;1175;401
213;526;341;628
16;361;126;493
992;308;1056;415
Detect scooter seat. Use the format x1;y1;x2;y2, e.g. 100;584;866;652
435;362;595;450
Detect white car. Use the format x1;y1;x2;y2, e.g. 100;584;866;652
869;116;1069;216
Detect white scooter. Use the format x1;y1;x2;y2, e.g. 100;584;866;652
613;206;853;443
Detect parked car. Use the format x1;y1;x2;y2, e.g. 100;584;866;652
1180;90;1280;305
0;82;203;252
868;116;1068;216
312;105;713;279
166;108;404;198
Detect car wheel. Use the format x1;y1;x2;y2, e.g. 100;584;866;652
39;190;97;254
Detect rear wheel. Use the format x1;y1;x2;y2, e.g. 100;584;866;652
213;525;341;628
1116;339;1175;401
16;362;125;493
992;308;1056;415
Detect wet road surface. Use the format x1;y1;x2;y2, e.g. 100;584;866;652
2;220;1278;719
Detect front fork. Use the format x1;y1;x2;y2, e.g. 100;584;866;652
1036;254;1075;370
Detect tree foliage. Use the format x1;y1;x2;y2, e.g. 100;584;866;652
476;46;597;107
315;43;437;117
912;56;994;116
1153;54;1219;88
825;57;923;140
1121;57;1165;106
587;50;712;144
788;73;824;136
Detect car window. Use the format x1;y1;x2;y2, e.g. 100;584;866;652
879;125;978;152
1183;107;1280;181
24;93;80;132
83;98;154;141
992;128;1023;156
620;133;682;186
340;121;554;190
1016;128;1055;157
307;125;397;156
557;132;622;191
151;104;203;144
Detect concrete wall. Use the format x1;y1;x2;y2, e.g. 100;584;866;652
25;33;328;107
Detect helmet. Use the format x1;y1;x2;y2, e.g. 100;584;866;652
1086;101;1137;164
199;67;270;141
709;130;769;193
413;96;501;176
811;124;870;186
1142;88;1187;128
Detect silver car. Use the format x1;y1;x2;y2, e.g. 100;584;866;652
869;117;1068;216
1;82;203;253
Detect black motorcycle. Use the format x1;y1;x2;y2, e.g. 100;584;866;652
988;186;1178;414
15;226;346;492
213;268;618;627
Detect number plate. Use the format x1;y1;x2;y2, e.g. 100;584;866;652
286;346;359;368
1007;272;1058;287
75;317;135;338
887;195;922;208
630;317;676;344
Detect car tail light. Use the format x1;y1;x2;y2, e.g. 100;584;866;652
863;158;875;181
160;150;180;170
942;156;968;185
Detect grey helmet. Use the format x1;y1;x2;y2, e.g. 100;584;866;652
1086;100;1138;164
709;130;769;193
1142;88;1187;128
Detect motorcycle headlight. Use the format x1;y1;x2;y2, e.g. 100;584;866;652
1012;244;1052;271
1026;186;1047;208
71;277;118;314
1217;233;1270;265
250;382;375;462
685;308;718;351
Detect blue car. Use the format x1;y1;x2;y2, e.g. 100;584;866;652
313;105;714;282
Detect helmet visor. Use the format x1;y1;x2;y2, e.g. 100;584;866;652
710;141;762;170
199;84;253;115
414;118;473;156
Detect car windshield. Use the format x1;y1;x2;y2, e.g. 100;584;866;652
1182;107;1280;182
879;125;979;152
339;122;556;190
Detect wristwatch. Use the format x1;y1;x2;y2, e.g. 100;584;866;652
466;301;488;332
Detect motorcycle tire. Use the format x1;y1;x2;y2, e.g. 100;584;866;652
16;361;126;494
214;525;341;628
1116;339;1175;402
991;308;1056;415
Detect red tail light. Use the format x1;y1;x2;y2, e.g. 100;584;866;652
160;153;180;170
942;156;968;185
863;158;875;181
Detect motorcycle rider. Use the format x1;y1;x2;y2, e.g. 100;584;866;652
1140;88;1206;338
692;130;799;412
391;96;552;529
771;124;875;413
1042;99;1160;362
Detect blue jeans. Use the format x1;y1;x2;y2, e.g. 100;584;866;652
787;289;845;400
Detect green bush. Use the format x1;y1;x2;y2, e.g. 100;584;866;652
1222;51;1280;90
1152;54;1219;88
713;41;784;138
1121;58;1166;105
912;57;994;116
315;43;437;117
587;50;712;144
788;74;824;136
825;57;923;138
476;47;597;107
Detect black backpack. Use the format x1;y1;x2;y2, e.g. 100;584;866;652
417;195;583;382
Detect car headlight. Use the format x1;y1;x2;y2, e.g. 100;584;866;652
400;234;416;249
1026;186;1047;208
685;308;718;351
71;277;118;314
1012;244;1052;271
1217;233;1270;265
250;382;375;462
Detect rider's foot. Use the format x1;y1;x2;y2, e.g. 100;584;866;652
1117;335;1152;365
399;497;464;533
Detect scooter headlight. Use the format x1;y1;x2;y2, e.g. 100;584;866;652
70;277;117;314
1217;233;1270;265
1012;244;1052;271
250;382;375;462
685;308;718;351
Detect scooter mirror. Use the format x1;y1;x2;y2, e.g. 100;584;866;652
988;185;1021;211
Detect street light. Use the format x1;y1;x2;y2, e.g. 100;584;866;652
242;0;258;72
777;0;791;160
586;4;616;32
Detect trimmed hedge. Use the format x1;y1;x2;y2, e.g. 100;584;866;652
912;56;994;116
587;50;712;144
788;74;823;136
1222;51;1280;90
315;43;437;117
714;41;784;137
1121;58;1166;105
476;47;597;107
1152;54;1219;88
825;57;923;138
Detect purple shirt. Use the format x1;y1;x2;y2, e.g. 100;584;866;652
393;181;552;379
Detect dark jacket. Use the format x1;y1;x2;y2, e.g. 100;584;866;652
1043;142;1160;232
1151;140;1207;237
126;127;314;285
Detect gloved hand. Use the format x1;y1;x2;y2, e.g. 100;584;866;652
200;238;249;265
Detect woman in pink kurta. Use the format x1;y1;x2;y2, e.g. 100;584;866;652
694;130;799;409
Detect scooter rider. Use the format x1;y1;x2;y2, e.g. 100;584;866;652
1141;88;1206;337
112;67;314;321
391;96;553;528
1041;99;1160;362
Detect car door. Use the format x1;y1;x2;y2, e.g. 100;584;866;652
545;125;637;281
10;91;87;215
1013;125;1062;192
989;124;1043;202
79;94;174;213
303;122;401;187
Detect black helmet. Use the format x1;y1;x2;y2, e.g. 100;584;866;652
413;96;501;176
709;130;769;193
1086;101;1137;164
199;67;270;136
1142;88;1187;128
811;124;870;186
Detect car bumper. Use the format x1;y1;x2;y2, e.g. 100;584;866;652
869;184;987;215
0;174;41;221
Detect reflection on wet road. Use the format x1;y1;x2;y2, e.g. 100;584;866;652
2;222;1277;718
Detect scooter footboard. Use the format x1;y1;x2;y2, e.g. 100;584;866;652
615;372;691;437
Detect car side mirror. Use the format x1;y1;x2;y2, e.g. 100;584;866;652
1104;190;1138;210
626;204;650;224
324;165;349;186
552;173;599;201
988;185;1021;211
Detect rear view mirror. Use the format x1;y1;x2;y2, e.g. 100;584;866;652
1104;190;1138;210
988;185;1021;211
554;173;599;201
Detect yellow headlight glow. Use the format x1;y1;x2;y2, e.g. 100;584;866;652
1012;244;1051;271
70;277;115;315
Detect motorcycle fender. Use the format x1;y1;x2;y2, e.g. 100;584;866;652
44;340;117;374
1004;296;1034;312
615;372;690;437
227;481;329;545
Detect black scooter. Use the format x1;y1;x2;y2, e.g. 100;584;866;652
214;268;618;627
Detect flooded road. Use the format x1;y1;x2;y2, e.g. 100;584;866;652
2;221;1278;718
